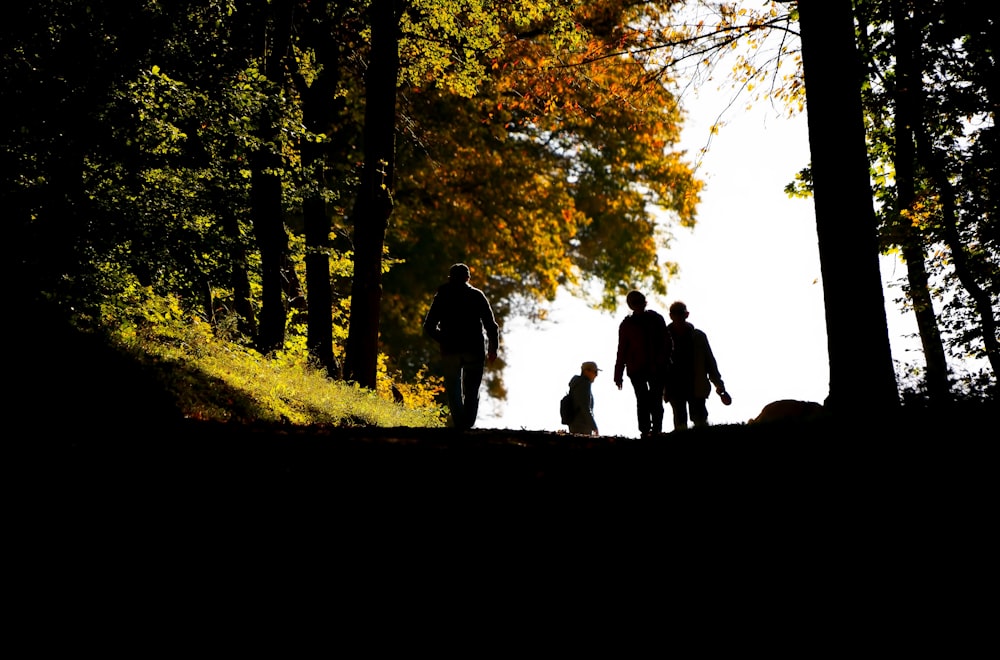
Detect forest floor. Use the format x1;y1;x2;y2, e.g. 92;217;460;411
32;401;993;514
17;310;993;553
16;311;992;634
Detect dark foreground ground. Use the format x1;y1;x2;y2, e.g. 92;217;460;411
19;311;994;518
13;312;994;645
28;394;994;525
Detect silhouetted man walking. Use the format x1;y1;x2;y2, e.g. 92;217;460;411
664;300;727;430
614;290;668;438
423;263;500;430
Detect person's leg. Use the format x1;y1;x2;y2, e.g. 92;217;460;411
629;376;651;435
670;398;688;431
460;354;486;429
649;376;665;434
690;398;709;427
669;399;688;430
440;354;465;428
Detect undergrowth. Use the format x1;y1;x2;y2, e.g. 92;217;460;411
105;293;449;429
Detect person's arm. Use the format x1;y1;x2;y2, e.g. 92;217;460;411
422;295;442;343
703;334;725;393
613;322;628;389
480;293;500;363
585;393;599;435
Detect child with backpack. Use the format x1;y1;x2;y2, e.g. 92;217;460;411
561;361;601;435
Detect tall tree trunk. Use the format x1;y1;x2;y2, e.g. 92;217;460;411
295;2;352;379
229;226;257;339
907;4;1000;385
343;0;400;389
918;143;1000;381
249;2;294;355
304;191;337;375
210;180;257;337
798;0;899;412
251;151;289;354
891;0;951;400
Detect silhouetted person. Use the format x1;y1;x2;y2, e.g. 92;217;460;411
664;301;726;430
614;290;669;438
423;263;500;430
567;361;601;436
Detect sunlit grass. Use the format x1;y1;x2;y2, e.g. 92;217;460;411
113;311;448;429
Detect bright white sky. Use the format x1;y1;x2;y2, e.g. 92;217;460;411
477;77;924;437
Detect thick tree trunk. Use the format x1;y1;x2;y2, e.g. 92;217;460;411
798;0;899;412
217;199;257;337
343;0;400;389
892;0;951;400
251;155;289;355
296;3;351;379
304;188;336;376
249;2;294;355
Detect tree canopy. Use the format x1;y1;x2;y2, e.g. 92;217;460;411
6;0;995;411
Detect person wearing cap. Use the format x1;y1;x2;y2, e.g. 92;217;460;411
664;300;727;430
613;289;669;438
422;262;500;430
566;361;600;436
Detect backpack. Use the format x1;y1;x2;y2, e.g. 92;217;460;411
559;392;575;425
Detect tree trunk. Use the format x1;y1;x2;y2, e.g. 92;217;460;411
343;0;400;389
304;187;337;375
918;143;1000;381
906;5;1000;385
798;0;899;412
251;153;289;355
891;0;951;400
210;180;257;337
249;2;294;355
295;2;352;379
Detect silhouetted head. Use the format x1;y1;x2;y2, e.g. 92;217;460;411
669;301;689;322
626;290;646;311
581;361;601;381
449;263;471;283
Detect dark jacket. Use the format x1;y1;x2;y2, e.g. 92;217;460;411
567;374;597;435
613;309;668;383
422;280;500;357
665;322;724;400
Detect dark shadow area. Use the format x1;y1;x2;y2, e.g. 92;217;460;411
16;301;185;435
15;304;994;561
13;313;992;632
